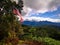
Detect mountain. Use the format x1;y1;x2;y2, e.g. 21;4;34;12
22;21;60;27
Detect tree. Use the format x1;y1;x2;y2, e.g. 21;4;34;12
0;0;23;44
0;0;23;14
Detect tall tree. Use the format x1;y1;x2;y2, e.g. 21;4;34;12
0;0;23;44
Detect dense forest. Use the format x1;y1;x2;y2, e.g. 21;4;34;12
0;0;60;45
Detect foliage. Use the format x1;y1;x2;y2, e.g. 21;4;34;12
21;25;60;45
0;0;23;15
0;0;23;45
32;37;60;45
0;0;60;45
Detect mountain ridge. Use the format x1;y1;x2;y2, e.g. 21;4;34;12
22;20;60;27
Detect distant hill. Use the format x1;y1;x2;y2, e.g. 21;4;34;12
22;21;60;27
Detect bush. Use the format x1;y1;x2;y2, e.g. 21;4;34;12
34;37;60;45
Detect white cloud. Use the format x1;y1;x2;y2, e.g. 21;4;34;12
11;0;18;4
23;0;60;13
23;6;32;13
12;0;60;23
11;0;60;14
23;16;60;23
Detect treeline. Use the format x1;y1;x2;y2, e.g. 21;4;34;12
19;25;60;45
22;25;60;40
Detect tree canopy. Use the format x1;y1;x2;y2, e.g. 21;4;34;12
0;0;24;44
0;0;23;15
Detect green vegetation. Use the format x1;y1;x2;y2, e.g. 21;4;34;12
21;25;60;45
0;0;60;45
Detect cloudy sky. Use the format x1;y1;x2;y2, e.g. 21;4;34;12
21;0;60;22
